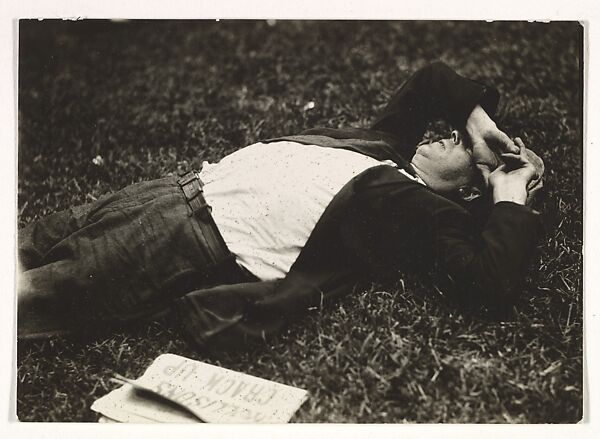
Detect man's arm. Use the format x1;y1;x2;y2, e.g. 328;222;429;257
432;203;541;311
172;268;358;349
338;167;542;312
466;104;520;172
172;280;283;348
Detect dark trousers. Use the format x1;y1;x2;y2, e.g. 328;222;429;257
18;175;253;338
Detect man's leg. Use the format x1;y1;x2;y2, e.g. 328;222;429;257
17;260;77;338
17;175;246;340
18;208;84;270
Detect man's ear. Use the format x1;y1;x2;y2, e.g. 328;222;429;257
458;185;483;202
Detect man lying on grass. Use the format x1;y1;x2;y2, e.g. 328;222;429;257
18;62;544;348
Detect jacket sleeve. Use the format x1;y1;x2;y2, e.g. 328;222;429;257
370;62;500;159
340;174;542;312
172;280;283;348
172;268;358;349
430;201;542;311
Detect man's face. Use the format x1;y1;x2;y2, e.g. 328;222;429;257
411;130;475;193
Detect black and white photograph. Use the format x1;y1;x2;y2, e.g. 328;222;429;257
5;2;591;433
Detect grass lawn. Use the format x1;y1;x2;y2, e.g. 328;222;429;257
16;20;583;423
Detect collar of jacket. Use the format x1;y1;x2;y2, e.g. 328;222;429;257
263;127;417;177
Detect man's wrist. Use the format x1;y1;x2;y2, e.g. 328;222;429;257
492;184;527;205
466;105;496;139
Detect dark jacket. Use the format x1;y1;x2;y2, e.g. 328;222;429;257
173;63;542;348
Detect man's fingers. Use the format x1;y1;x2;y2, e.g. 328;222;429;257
481;163;506;177
498;130;519;153
514;137;526;149
494;163;508;173
501;152;527;165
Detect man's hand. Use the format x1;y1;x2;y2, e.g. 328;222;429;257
484;138;539;205
466;105;519;174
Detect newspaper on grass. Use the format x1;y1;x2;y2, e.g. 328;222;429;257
91;353;309;423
